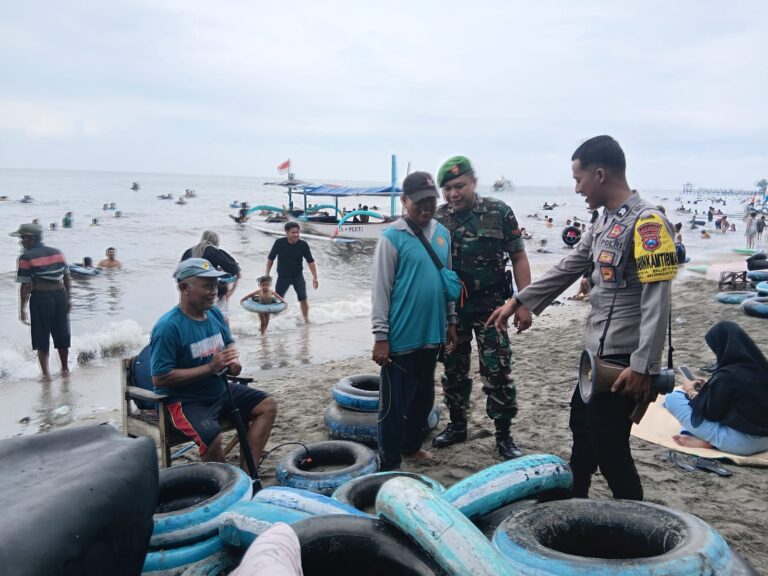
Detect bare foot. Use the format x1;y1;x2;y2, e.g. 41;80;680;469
404;449;436;462
61;369;71;377
40;374;52;382
673;434;713;449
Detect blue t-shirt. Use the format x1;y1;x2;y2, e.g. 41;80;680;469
150;305;234;402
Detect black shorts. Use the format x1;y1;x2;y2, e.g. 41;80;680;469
166;384;270;457
30;289;71;352
275;274;307;301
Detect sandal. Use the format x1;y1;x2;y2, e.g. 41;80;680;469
694;457;732;477
666;450;697;472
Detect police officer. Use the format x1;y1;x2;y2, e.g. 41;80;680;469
432;156;532;460
487;135;676;499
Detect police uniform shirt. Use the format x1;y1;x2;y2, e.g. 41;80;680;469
516;192;674;375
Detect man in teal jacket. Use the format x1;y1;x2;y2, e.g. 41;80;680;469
371;172;458;470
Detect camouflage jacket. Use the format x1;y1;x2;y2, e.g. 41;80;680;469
434;195;524;316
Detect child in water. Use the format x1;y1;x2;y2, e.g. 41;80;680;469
241;275;287;335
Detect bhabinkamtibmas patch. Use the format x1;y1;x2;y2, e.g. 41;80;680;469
634;213;678;282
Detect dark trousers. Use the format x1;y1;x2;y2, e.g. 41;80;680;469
378;348;438;470
568;354;643;500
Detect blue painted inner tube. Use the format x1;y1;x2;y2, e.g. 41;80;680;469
756;281;768;296
323;401;441;446
715;291;757;305
69;264;101;276
151;463;251;548
742;296;768;319
241;297;287;314
332;374;380;412
332;471;445;515
492;499;747;575
275;440;379;496
747;270;768;282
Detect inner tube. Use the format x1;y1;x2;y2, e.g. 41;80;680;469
332;471;445;515
715;291;757;305
241;297;287;315
275;440;379;496
742;296;768;319
747;270;768;282
562;226;582;247
746;253;768;271
756;281;768;296
332;374;380;412
218;501;313;549
150;462;252;549
376;477;513;576
324;401;441;446
491;499;754;575
442;453;573;520
253;486;367;518
293;515;448;576
69;264;101;277
143;535;234;574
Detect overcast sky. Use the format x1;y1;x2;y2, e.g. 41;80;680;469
1;1;766;189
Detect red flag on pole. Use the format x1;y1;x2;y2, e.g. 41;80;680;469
277;159;291;175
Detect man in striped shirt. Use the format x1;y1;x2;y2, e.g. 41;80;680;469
12;223;72;379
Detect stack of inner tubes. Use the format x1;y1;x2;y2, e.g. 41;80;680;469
324;374;440;446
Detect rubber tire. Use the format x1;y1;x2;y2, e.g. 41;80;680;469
742;296;768;319
253;486;367;517
442;453;573;520
756;281;768;296
715;291;757;305
562;225;582;247
324;402;440;446
276;440;379;496
294;515;448;576
747;270;768;282
151;462;252;548
377;477;513;576
143;535;230;573
332;374;380;412
218;501;314;549
332;471;445;514
492;499;756;575
241;298;287;314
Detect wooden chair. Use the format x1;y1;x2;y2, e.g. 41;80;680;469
718;270;748;290
121;355;252;468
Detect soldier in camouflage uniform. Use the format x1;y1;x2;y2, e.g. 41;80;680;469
432;156;532;460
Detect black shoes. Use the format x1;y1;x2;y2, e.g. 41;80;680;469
496;435;524;460
432;422;468;448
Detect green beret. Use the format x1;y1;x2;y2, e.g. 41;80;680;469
437;155;474;187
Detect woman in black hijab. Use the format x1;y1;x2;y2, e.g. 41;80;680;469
664;320;768;455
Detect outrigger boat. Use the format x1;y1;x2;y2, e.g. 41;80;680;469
248;155;403;241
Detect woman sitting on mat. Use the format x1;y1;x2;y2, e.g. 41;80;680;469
664;320;768;456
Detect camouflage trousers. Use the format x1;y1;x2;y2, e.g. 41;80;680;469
440;315;518;422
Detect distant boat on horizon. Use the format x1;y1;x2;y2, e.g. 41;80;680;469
493;176;515;192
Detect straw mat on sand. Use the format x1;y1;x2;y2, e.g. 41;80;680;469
631;394;768;467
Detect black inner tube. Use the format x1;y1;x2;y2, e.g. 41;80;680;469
349;376;379;392
528;511;685;559
342;472;435;513
156;478;220;513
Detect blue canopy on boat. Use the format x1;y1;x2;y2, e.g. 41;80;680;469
301;185;401;197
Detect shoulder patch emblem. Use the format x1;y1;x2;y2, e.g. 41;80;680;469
436;236;446;246
600;266;616;282
634;213;677;283
607;224;625;239
598;251;615;264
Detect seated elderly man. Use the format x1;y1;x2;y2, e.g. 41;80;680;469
150;258;277;464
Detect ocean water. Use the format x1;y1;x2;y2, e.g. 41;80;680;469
0;168;756;436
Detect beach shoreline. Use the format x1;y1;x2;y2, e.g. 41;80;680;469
79;275;765;573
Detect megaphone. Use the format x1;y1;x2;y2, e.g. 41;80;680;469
578;349;676;404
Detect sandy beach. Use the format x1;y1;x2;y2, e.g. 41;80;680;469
30;256;768;572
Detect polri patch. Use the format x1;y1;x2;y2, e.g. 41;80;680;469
607;224;625;239
600;266;616;282
598;251;615;264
